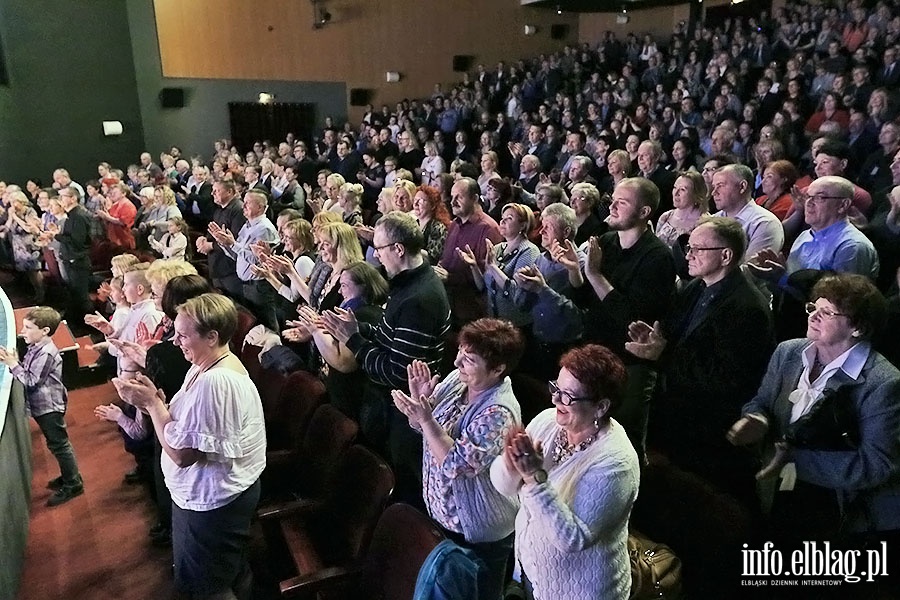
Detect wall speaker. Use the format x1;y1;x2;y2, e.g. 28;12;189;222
550;24;570;40
349;88;373;106
452;55;474;72
159;87;185;108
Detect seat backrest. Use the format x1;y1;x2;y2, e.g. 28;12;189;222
325;445;395;562
362;504;445;600
232;306;257;352
300;404;359;489
280;370;327;447
240;343;263;382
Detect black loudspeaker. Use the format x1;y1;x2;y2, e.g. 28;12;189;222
550;24;569;40
159;87;185;108
452;55;474;72
349;88;373;106
0;33;8;85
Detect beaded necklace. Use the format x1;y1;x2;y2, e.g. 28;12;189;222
551;425;599;465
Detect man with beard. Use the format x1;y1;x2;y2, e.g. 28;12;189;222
576;177;676;458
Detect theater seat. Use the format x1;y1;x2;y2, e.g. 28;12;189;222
258;445;395;598
263;403;359;501
232;306;257;351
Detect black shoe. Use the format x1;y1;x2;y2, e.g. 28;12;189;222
47;476;65;491
124;468;142;485
47;480;84;507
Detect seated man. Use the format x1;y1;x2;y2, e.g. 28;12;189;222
627;216;775;505
712;164;785;260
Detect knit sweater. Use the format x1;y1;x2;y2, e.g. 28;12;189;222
423;371;521;543
491;409;640;600
346;262;451;390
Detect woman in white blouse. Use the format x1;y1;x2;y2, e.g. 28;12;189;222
420;141;446;187
114;293;266;599
491;344;640;600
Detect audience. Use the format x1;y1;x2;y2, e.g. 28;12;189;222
7;6;900;594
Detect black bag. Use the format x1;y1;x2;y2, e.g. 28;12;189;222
785;386;858;450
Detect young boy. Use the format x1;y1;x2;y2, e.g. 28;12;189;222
0;306;84;506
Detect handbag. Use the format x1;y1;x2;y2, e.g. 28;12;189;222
629;530;682;600
785;386;858;450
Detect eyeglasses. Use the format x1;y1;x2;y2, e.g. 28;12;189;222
548;380;594;406
805;302;848;319
684;244;727;255
372;241;399;253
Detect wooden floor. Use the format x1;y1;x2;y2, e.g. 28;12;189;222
17;381;177;600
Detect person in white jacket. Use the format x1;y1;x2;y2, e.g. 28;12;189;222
491;344;640;600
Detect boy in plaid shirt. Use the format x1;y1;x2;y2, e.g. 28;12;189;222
0;306;84;506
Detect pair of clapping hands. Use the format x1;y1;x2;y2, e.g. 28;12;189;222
282;305;358;344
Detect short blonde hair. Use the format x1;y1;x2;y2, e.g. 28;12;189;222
123;262;152;289
146;259;197;289
177;293;237;347
312;210;342;229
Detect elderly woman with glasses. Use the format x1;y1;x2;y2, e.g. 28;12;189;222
728;274;900;543
392;318;525;600
491;344;640;600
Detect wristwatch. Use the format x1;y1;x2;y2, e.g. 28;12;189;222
531;469;548;484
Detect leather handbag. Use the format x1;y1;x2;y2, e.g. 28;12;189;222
629;530;682;599
785;386;859;450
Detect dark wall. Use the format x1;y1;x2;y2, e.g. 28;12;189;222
0;0;145;186
126;0;346;159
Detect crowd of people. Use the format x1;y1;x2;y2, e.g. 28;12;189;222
2;0;900;597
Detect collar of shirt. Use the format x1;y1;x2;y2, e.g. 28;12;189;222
808;218;850;242
800;339;870;384
25;337;53;355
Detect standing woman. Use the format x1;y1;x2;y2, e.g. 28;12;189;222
600;149;632;195
412;185;451;266
478;151;500;196
114;293;266;600
491;344;640;600
144;186;182;244
420;141;446;187
338;183;364;227
392;318;526;600
3;191;43;301
457;203;540;329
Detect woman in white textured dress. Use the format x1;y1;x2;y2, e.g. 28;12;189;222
491;344;640;600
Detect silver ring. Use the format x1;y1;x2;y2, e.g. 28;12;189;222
522;451;530;456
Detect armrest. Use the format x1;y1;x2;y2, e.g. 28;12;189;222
266;449;298;469
257;498;325;521
279;563;364;598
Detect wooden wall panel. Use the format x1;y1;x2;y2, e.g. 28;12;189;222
578;4;691;45
154;0;580;110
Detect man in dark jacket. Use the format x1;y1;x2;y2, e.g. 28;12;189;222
627;216;775;507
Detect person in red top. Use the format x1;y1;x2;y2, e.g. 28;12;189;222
756;160;798;221
804;92;850;136
97;182;137;250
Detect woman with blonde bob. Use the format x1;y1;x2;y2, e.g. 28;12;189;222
654;170;709;247
114;293;265;600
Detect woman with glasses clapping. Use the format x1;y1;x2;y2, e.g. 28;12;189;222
491;344;639;600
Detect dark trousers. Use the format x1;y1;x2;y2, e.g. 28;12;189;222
440;528;514;600
34;411;81;484
613;363;657;463
172;479;260;599
242;279;278;331
63;259;93;324
212;273;244;299
154;437;172;530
